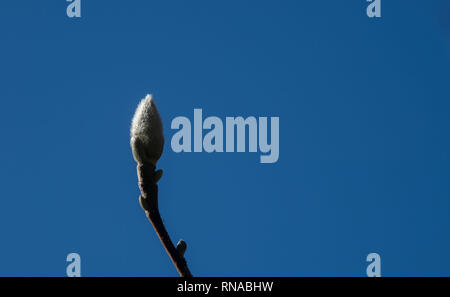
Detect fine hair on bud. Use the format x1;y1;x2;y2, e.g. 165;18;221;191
130;94;164;166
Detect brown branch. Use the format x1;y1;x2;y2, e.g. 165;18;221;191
137;163;192;277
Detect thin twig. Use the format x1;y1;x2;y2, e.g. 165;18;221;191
137;163;192;277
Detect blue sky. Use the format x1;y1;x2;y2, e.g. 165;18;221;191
0;1;450;276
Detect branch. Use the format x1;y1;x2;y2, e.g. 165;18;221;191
137;163;193;277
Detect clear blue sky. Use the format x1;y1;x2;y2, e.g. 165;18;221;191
0;1;449;276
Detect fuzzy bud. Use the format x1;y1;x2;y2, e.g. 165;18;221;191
130;94;164;166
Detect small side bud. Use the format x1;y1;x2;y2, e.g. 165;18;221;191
177;239;187;257
154;169;163;183
139;195;149;211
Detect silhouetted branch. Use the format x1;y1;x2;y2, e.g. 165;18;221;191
137;163;192;277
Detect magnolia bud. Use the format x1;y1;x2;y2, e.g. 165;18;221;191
130;94;164;166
